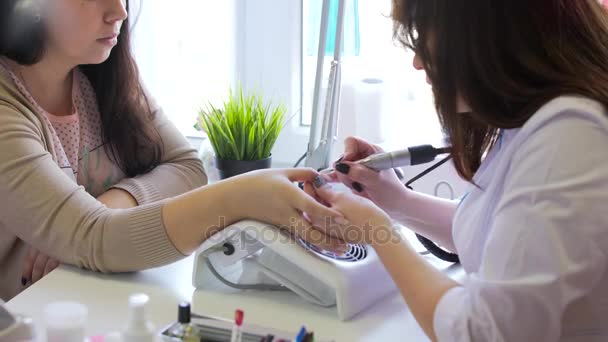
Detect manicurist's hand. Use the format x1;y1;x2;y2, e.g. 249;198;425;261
330;136;409;217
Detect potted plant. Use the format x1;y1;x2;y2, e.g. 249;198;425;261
195;86;286;179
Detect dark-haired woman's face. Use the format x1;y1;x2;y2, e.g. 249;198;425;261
43;0;127;65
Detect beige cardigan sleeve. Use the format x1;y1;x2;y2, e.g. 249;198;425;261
0;104;186;272
110;96;208;204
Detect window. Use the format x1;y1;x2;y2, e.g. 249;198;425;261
302;0;443;150
130;1;237;137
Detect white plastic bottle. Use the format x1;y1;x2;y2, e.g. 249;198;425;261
121;293;156;342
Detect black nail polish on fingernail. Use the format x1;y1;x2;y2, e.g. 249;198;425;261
352;182;364;192
21;277;27;286
313;176;327;189
336;163;350;174
335;155;344;164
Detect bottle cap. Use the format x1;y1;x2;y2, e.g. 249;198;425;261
128;293;149;320
178;302;191;324
235;309;244;327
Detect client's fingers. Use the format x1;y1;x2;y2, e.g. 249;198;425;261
31;253;49;283
303;181;329;207
284;167;320;183
286;212;348;254
295;187;344;221
43;258;60;277
21;247;37;284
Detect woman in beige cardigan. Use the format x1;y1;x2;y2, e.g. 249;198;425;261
0;0;343;300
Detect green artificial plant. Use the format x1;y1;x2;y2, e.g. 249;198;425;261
195;85;286;161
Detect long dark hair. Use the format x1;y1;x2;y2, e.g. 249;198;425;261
0;0;162;177
392;0;608;181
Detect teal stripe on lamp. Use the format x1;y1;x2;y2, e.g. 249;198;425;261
307;0;360;57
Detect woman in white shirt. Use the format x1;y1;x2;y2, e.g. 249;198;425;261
306;0;608;341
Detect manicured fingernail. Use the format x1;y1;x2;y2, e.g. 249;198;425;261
334;217;349;225
335;155;344;164
393;167;405;180
21;277;27;286
352;182;364;192
313;176;327;188
336;163;350;174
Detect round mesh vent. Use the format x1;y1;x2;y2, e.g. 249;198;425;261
297;238;367;262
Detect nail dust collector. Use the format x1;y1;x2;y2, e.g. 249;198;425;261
192;220;398;321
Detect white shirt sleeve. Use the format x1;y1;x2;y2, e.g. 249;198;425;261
434;110;608;341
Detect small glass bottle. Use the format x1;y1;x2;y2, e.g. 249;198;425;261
169;302;198;341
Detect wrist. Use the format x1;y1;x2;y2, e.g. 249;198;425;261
369;216;400;249
214;178;246;226
383;184;414;217
371;221;414;257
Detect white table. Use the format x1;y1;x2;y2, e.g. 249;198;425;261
7;243;461;342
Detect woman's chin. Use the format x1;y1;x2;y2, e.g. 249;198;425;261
86;53;112;65
80;48;114;65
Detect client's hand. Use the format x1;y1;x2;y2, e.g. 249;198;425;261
231;168;348;252
21;246;60;287
309;175;398;247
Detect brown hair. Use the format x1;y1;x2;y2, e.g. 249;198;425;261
0;0;162;177
392;0;608;181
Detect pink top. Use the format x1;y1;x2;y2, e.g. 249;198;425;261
0;63;122;196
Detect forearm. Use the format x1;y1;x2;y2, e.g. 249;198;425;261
21;189;139;278
162;179;242;255
373;228;459;341
385;187;458;252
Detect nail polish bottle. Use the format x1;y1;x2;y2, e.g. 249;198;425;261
169;302;198;341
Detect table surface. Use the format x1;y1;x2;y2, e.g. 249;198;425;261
7;236;461;342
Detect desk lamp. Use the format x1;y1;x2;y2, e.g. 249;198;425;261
305;0;359;170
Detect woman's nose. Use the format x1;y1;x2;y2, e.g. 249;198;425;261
413;54;424;71
105;0;128;24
